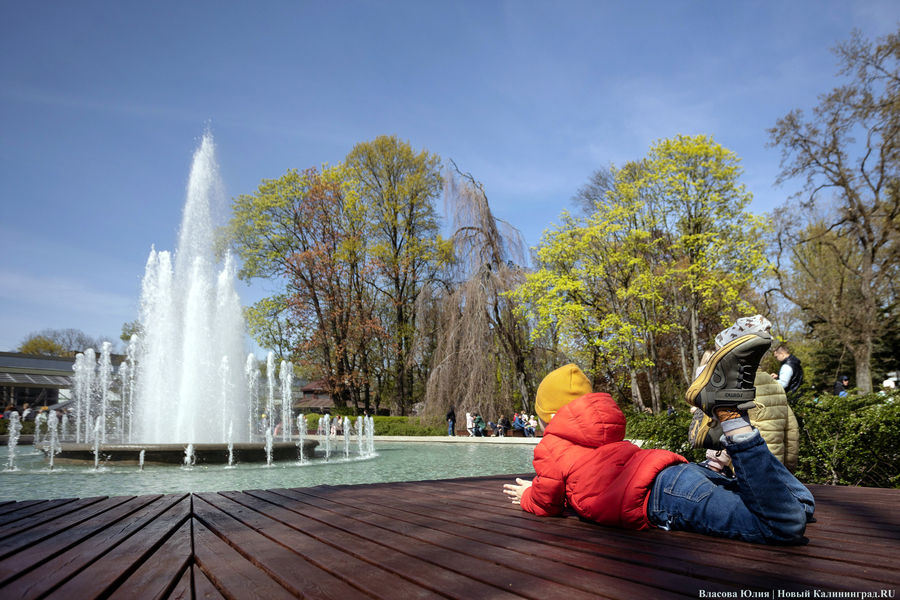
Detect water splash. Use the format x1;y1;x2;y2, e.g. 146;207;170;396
47;411;60;470
280;360;293;442
296;414;308;464
6;413;21;470
184;443;195;468
133;133;247;444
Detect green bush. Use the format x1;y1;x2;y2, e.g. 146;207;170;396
372;416;444;436
792;391;900;488
296;414;444;436
0;420;36;436
625;409;706;463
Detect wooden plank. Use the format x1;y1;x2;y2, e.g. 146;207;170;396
41;495;189;600
192;565;226;600
290;484;720;598
258;487;629;600
223;489;524;600
0;500;48;517
107;518;192;600
0;497;98;542
193;518;298;600
200;491;442;600
2;493;185;600
0;495;143;581
317;483;775;595
351;478;900;590
166;565;193;600
193;493;374;600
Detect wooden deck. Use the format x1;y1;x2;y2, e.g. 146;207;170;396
0;476;897;599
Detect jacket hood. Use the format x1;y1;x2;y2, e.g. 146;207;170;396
543;392;626;447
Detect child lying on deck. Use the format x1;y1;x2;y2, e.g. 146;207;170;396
503;329;815;544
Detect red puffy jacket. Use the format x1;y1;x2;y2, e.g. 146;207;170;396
520;392;687;530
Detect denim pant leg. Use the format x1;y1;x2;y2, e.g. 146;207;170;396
647;430;814;544
726;429;816;534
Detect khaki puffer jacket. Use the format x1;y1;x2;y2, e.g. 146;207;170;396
748;370;799;472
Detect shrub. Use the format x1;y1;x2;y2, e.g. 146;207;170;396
372;416;443;436
792;391;900;488
296;414;444;436
0;420;35;436
625;408;706;463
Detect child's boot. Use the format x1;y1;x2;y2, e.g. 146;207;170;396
685;333;772;419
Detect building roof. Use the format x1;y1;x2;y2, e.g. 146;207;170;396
0;372;73;387
300;379;329;393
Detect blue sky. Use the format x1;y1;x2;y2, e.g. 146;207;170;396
1;1;898;353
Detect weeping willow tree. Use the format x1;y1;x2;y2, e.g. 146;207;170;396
420;163;540;421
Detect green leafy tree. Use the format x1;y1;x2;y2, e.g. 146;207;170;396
512;137;767;411
643;135;769;382
345;136;451;414
17;328;114;356
18;335;65;356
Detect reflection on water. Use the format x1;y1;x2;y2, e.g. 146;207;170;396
0;443;536;501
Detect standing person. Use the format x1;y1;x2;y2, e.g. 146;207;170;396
771;345;804;402
465;412;474;437
21;404;33;421
832;375;850;397
446;406;456;437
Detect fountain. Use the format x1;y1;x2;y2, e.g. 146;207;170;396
44;133;319;465
6;413;22;471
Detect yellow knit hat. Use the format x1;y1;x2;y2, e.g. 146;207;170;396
534;364;592;424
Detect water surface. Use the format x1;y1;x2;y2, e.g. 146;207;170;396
0;442;536;501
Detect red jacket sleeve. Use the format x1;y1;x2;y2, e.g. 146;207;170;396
520;431;570;516
520;470;566;517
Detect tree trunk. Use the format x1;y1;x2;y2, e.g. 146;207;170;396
851;341;874;394
630;370;647;412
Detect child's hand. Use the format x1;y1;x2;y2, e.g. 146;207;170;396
503;478;532;505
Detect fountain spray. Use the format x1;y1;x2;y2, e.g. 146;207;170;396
6;413;21;471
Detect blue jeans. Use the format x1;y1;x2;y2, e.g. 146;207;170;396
448;420;455;436
647;429;815;544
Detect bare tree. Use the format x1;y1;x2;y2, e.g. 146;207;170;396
767;28;900;392
422;163;540;420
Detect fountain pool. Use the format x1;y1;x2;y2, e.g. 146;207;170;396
0;442;536;501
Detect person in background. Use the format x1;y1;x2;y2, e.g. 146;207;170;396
832;375;850;397
473;413;486;437
512;413;526;433
691;316;800;476
524;415;537;437
771;345;804;402
466;412;475;437
497;414;510;437
446;406;456;437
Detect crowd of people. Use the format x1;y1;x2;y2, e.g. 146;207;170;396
1;403;72;423
448;410;538;437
